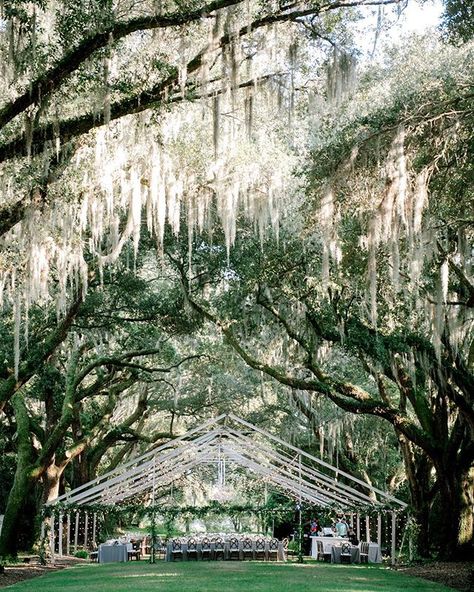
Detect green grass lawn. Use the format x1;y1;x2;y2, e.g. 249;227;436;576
4;561;456;592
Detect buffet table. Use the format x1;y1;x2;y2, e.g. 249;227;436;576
310;536;349;557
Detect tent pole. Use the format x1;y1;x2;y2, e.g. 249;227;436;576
84;512;89;549
377;513;382;548
50;515;55;560
74;511;79;552
298;454;303;563
391;512;397;565
92;513;97;548
150;457;156;564
66;513;71;556
58;513;63;557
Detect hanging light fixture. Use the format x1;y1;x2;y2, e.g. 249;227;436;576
210;445;234;502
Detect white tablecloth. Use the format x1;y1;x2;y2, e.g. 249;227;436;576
310;537;381;563
367;542;381;563
310;536;349;557
331;545;360;563
98;544;129;563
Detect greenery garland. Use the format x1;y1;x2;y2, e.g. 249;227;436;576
42;498;407;520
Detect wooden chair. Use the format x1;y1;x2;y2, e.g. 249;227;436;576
242;537;254;560
186;537;199;560
128;541;141;561
317;540;331;562
200;537;212;560
170;538;183;561
281;537;293;559
340;542;352;564
254;537;266;560
360;541;369;563
268;538;280;561
212;536;225;560
153;537;166;560
228;536;240;560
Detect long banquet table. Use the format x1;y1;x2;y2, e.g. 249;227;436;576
166;536;286;562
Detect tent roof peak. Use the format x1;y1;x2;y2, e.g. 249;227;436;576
50;413;406;510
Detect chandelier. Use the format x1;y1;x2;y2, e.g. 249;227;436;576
210;455;234;502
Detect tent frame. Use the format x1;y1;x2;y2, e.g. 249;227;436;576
47;414;406;564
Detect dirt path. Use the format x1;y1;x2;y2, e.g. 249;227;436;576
396;562;474;591
0;557;86;588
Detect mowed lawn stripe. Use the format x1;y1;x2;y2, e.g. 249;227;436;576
3;561;457;592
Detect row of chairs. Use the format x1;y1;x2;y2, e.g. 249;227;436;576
316;540;370;564
171;536;280;561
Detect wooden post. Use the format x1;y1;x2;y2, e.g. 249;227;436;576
377;513;382;548
92;513;97;547
349;512;354;529
58;513;63;557
356;513;360;541
391;511;396;565
365;515;370;542
66;513;71;556
74;511;79;552
84;512;89;549
50;515;55;560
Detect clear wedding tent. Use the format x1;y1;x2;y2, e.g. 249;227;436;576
46;414;407;563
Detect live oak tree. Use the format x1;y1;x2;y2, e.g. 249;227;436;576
0;0;472;563
0;0;406;355
173;36;474;558
0;238;298;557
0;251;208;556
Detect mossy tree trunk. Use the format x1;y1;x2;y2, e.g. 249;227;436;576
0;395;35;558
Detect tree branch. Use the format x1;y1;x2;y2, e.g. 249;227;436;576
0;294;83;411
0;0;244;131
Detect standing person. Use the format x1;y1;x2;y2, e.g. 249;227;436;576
335;514;349;537
310;517;320;536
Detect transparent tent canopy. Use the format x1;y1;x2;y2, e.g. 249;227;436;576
50;414;406;510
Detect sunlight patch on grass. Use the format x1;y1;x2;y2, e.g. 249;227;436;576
121;573;180;578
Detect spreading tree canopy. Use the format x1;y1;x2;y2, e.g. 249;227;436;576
0;0;472;563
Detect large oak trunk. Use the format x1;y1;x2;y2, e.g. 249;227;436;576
436;462;474;559
0;463;34;557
